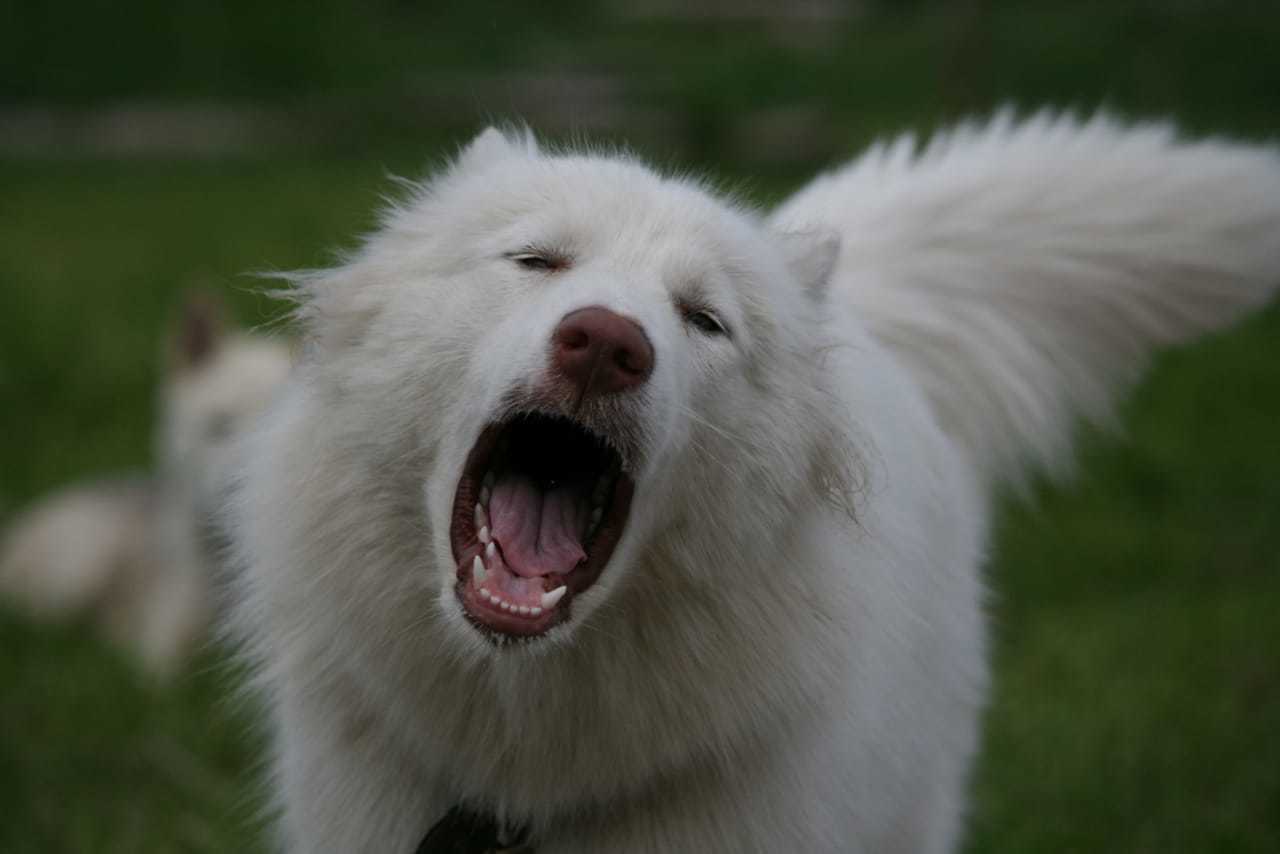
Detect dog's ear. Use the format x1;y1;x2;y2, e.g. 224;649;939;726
772;229;840;303
169;289;227;372
456;126;536;173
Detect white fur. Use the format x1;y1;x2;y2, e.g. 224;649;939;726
1;330;291;674
773;110;1280;489
231;115;1280;852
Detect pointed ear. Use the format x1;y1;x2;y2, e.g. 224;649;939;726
455;127;534;173
773;228;841;302
169;289;226;372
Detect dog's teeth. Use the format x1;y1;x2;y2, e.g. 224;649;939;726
483;471;495;490
541;586;567;609
517;605;531;615
485;542;497;561
478;526;490;544
487;592;501;605
480;486;491;505
472;555;487;585
474;503;486;531
501;601;515;612
530;606;542;617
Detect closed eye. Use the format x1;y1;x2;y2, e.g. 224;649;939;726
507;250;569;273
681;304;730;337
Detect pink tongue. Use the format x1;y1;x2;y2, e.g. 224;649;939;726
489;473;587;578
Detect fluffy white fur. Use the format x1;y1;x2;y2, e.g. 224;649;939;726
0;304;291;674
230;114;1280;852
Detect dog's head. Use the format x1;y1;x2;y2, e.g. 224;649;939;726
282;129;855;647
161;292;293;517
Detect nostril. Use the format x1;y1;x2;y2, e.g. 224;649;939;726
615;347;644;375
558;327;590;351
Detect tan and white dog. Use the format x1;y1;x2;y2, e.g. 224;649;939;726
230;115;1280;852
0;293;291;675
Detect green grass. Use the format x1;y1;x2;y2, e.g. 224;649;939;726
0;618;266;853
0;161;395;851
970;307;1280;852
0;157;398;509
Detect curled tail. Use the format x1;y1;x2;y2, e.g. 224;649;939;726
773;111;1280;488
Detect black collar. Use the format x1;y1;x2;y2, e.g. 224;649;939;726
414;805;532;854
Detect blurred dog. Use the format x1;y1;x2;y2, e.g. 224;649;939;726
231;116;1280;851
0;293;291;675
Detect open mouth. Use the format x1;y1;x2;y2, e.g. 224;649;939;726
451;412;634;639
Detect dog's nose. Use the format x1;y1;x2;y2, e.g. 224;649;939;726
551;307;654;398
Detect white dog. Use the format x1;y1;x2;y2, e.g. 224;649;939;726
0;293;291;674
230;114;1280;852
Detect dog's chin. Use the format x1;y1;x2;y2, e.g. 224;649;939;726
448;409;637;643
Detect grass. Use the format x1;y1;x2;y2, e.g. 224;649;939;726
0;159;394;852
0;620;265;853
970;307;1280;852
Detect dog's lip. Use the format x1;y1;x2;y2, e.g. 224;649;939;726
448;413;635;640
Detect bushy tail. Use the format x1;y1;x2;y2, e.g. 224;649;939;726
772;111;1280;489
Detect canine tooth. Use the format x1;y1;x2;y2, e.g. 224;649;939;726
480;486;491;505
478;526;490;544
485;542;497;561
541;586;567;609
472;555;487;585
474;503;486;530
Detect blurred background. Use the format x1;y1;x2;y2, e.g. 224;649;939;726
2;1;1279;851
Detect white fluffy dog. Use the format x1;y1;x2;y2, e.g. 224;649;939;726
230;114;1280;852
1;294;291;674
